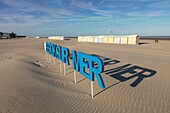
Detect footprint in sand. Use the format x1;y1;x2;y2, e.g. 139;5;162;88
0;56;13;62
33;60;45;67
33;59;59;71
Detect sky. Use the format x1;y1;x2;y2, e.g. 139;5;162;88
0;0;170;37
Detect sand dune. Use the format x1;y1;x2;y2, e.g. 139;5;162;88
0;38;170;113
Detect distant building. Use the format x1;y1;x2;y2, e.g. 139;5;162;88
0;32;10;39
0;32;17;39
17;35;27;38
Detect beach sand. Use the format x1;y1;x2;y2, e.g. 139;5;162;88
0;38;169;113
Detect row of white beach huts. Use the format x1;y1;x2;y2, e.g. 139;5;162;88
78;35;139;45
36;35;140;45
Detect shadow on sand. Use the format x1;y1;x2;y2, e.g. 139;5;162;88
104;64;157;87
139;42;149;45
91;54;157;97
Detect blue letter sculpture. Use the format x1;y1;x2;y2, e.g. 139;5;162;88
45;42;70;65
45;42;105;89
72;50;106;89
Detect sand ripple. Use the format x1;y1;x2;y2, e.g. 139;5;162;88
0;39;170;113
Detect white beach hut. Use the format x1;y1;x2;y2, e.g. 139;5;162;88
78;36;84;42
114;36;121;44
108;36;114;43
128;35;140;44
120;36;128;44
98;36;104;43
94;36;99;43
48;36;65;40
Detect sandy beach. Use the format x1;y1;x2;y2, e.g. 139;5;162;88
0;38;169;113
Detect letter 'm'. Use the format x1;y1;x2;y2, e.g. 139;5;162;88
72;50;79;71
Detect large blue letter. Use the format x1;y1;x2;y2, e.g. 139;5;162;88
46;42;51;54
61;47;70;65
56;45;62;60
51;43;56;57
79;52;91;80
72;50;80;71
89;56;105;88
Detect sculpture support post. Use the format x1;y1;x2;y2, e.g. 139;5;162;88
74;70;76;84
64;63;66;76
91;81;94;98
60;61;62;72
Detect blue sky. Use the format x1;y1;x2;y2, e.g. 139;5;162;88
0;0;170;37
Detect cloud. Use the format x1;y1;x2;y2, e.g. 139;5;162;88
147;0;170;9
126;10;166;18
0;0;119;26
1;0;167;25
0;0;170;36
0;0;76;26
71;0;114;16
